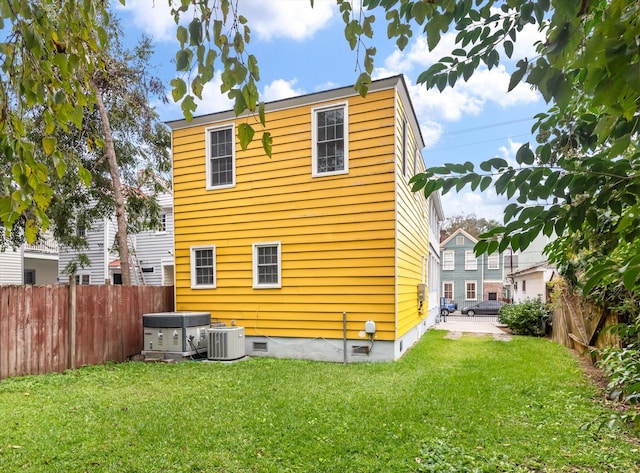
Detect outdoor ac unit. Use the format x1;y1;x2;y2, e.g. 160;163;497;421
207;327;245;361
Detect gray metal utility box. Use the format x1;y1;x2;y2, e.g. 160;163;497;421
142;312;211;360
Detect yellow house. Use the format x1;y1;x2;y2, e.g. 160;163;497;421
167;75;440;362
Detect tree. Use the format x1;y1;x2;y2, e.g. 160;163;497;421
441;213;500;240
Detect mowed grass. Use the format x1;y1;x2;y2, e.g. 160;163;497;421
0;331;638;472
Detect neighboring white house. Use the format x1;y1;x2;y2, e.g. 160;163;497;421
57;192;174;286
0;229;59;285
510;262;555;303
427;192;445;323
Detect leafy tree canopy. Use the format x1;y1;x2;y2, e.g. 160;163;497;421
442;213;501;240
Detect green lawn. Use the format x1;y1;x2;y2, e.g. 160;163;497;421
0;331;638;472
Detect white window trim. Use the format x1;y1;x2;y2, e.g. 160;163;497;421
311;102;349;178
190;245;216;289
443;281;454;299
252;241;282;289
456;235;464;245
488;253;499;270
465;280;478;301
465;250;478;270
155;212;168;234
75;273;91;285
442;250;455;271
205;123;236;190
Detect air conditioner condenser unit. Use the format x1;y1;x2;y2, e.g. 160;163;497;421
207;327;246;361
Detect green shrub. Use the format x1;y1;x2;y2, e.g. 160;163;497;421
499;298;549;336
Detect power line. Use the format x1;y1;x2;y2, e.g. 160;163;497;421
442;117;534;136
429;133;531;152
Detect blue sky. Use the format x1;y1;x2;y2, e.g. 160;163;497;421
116;0;547;221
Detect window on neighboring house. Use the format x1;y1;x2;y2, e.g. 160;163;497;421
253;242;281;288
158;213;167;233
401;118;408;176
465;281;477;300
488;292;497;300
514;281;518;291
113;273;122;285
75;274;90;285
465;251;478;270
443;282;453;299
206;125;235;189
190;245;216;288
76;225;86;238
442;250;454;270
24;270;36;285
488;253;499;270
312;103;348;176
456;235;464;245
522;280;527;293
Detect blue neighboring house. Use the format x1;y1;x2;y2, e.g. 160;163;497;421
439;228;506;311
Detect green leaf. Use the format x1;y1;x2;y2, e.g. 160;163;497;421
42;136;56;156
508;59;527;92
176;25;188;48
78;165;92;187
262;131;273;158
171;78;187;102
188;18;202;46
238;123;255;151
515;144;534;165
175;50;191;72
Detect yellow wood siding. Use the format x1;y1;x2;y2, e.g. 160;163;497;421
172;88;399;340
394;94;431;338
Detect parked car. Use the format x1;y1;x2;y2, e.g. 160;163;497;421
461;300;506;316
440;297;457;316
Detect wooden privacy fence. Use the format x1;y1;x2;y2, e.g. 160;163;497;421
549;278;619;364
0;284;174;380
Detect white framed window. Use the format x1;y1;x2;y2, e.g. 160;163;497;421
442;250;454;271
443;282;453;299
488;253;499;270
312;103;348;177
75;274;90;285
76;225;86;238
465;250;477;270
456;235;464;245
465;281;477;300
156;213;168;234
206;124;235;189
190;245;216;289
253;242;281;289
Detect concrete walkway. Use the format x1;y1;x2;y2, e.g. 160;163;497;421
433;316;512;340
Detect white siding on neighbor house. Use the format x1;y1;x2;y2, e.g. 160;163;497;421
0;249;23;284
58;216;115;284
135;197;175;286
513;268;554;303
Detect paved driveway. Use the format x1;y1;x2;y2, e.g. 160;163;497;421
434;315;507;335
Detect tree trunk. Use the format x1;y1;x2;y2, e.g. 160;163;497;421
91;80;131;285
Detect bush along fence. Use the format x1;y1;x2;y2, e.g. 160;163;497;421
0;282;174;380
548;276;619;364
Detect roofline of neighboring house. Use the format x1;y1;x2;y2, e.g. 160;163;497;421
164;74;425;149
508;261;554;278
440;227;478;248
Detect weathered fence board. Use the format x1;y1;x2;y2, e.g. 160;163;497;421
0;284;174;380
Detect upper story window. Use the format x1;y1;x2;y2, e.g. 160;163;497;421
456;235;464;245
465;250;478;270
442;250;454;271
76;225;86;238
156;213;167;233
488;253;499;270
190;245;216;289
206;125;235;189
312;103;348;177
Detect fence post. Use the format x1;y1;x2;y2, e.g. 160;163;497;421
68;275;77;370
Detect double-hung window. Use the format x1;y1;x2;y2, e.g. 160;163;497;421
312;103;348;177
465;250;478;270
190;245;216;289
488;253;499;270
442;250;454;271
466;281;477;300
253;242;281;289
206;125;235;189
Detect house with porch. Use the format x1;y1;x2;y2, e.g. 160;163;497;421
0;229;59;285
167;75;440;362
57;192;174;286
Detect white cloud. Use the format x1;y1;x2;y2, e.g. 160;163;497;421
441;188;510;222
115;0;176;42
262;78;305;102
421;120;444;148
238;0;336;41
